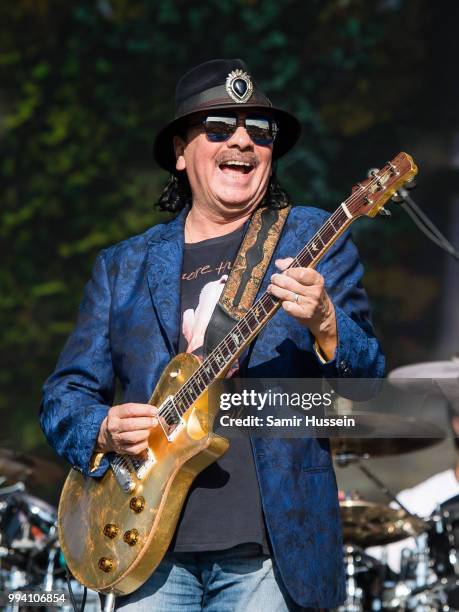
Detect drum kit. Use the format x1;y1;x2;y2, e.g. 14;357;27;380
0;449;100;611
332;358;459;611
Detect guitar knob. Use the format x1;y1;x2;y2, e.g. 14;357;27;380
130;496;145;513
103;523;119;539
98;557;115;573
123;529;140;546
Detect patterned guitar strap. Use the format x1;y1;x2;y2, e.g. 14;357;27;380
203;204;291;357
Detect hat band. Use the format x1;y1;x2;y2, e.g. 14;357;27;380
176;84;272;118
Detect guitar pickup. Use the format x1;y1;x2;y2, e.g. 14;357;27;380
128;448;156;480
158;395;185;442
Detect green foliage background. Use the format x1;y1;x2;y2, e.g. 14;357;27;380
0;0;456;471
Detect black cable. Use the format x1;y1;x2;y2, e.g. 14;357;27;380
403;200;458;255
401;200;458;254
397;189;459;261
402;189;455;243
65;565;87;612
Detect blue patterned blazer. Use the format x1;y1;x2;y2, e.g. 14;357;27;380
40;206;385;608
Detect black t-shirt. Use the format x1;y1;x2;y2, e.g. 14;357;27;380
173;226;268;553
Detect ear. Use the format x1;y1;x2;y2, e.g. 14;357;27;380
173;135;186;171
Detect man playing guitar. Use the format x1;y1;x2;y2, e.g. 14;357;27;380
40;59;385;611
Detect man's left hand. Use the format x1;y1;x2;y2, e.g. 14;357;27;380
268;257;337;361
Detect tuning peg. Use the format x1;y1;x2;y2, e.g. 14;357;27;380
404;178;417;190
379;207;392;217
391;192;404;204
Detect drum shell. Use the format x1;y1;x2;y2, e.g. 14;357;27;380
428;498;459;578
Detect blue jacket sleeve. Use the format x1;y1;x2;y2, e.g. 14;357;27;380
314;228;385;379
39;251;114;478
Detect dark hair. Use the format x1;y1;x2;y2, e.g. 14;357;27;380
156;171;291;213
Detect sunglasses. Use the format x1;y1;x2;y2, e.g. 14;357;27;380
194;114;278;146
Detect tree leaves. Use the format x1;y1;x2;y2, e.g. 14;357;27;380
0;0;430;453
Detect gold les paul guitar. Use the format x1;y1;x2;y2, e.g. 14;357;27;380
58;152;418;595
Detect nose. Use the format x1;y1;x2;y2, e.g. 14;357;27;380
225;124;253;150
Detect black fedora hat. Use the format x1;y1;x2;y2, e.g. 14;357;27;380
153;59;301;173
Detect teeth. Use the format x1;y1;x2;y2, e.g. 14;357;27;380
223;161;252;167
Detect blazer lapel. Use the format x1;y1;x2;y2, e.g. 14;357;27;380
146;208;187;357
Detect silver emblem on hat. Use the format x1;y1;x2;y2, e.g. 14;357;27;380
225;69;253;104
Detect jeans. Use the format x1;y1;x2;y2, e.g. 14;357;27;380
115;543;320;612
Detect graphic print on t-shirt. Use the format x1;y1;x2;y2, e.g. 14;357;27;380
179;229;246;374
182;274;228;354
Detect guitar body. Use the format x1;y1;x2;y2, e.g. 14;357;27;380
57;353;229;595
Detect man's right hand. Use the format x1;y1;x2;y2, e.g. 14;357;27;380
95;403;159;455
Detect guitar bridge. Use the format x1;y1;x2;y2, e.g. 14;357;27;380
128;448;156;480
109;455;135;494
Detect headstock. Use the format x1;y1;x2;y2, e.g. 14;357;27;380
347;153;418;219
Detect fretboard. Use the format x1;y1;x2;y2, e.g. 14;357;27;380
158;203;353;427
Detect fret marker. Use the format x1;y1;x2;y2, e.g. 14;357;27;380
311;242;319;252
341;202;352;220
231;333;240;347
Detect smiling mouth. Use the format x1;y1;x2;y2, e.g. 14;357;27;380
218;160;254;175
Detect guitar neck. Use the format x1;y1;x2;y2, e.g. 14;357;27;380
167;203;354;420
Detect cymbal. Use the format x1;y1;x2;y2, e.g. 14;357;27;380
340;498;426;547
0;448;64;486
331;412;445;458
388;360;459;402
390;360;459;380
